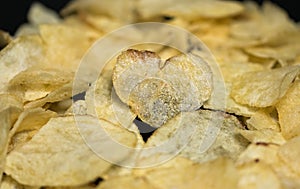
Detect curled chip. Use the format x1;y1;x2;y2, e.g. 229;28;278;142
129;78;179;127
5;115;137;186
276;80;300;139
85;67;136;129
8;68;73;102
112;49;161;103
113;49;213;126
143;110;248;163
231;65;300;107
278;136;300;176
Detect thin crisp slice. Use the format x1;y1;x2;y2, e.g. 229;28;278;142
246;110;280;131
0;30;11;50
113;49;213;112
28;2;60;25
162;0;244;20
143;110;248;163
112;49;161;103
0;94;23;182
129;78;179;127
8;68;73;102
86;68;136;129
158;53;213;111
5;115;137;186
0;35;45;93
276;80;300;139
239;129;286;145
237;162;282;189
231;65;300;107
145;157;238;189
278;136;300;176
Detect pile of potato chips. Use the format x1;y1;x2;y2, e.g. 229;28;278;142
1;0;300;188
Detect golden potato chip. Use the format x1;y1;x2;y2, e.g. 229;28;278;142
278;136;300;176
112;49;161;103
0;176;26;189
0;94;23;126
0;35;45;93
62;0;136;23
239;129;286;145
145;157;238;189
276;80;300;139
129;78;179;127
10;108;57;134
237;143;277;167
8;68;73;102
158;53;213;111
0;109;11;182
5;115;137;186
39;24;96;71
231;65;300;107
138;0;243;20
25;82;73;109
28;2;61;25
113;49;213;112
230;1;298;46
237;162;282;189
0;94;23;182
0;30;11;50
65;100;87;115
85;68;136;129
245;44;300;66
144;110;248;163
246;110;280;131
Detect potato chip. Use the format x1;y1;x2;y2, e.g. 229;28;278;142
112;49;161;103
158;53;213;111
28;2;61;25
0;109;11;182
65;100;87;115
145;157;238;189
86;68;136;129
0;94;23;182
0;176;27;189
10;108;57;135
8;68;73;102
62;0;136;23
113;49;213;113
144;110;248;163
239;129;286;145
276;80;300;139
0;30;11;50
231;65;300;107
0;94;23;126
246;110;280;131
129;78;179;127
5;115;137;186
230;1;298;46
237;162;282;189
0;35;45;93
138;0;244;20
278;136;300;176
25;82;73;109
204;83;258;117
39;24;96;71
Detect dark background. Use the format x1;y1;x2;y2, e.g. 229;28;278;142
0;0;299;35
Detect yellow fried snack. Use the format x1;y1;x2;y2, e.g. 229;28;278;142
231;65;300;107
276;81;300;139
5;116;137;186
